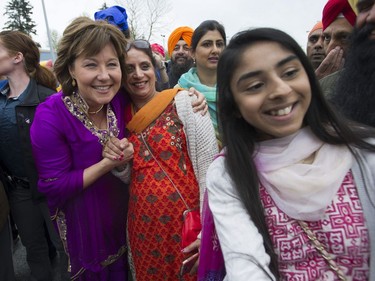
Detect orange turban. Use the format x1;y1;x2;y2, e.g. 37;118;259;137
167;26;194;57
308;21;323;37
322;0;356;31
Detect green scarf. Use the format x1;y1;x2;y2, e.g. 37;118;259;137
177;67;218;133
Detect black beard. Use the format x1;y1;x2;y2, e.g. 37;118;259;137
330;23;375;127
167;57;194;87
170;57;194;77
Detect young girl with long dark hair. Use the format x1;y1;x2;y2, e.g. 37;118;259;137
201;27;375;281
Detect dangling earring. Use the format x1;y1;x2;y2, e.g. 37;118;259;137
72;78;76;87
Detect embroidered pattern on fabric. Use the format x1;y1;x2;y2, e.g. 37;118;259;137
127;102;199;280
260;170;370;280
101;245;127;267
63;92;119;145
136;104;187;174
56;210;72;274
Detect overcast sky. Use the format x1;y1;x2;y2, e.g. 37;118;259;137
0;0;328;51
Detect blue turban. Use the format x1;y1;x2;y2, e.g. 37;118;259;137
94;5;129;32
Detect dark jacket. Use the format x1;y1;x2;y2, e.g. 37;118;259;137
0;175;9;231
319;69;343;99
4;79;55;202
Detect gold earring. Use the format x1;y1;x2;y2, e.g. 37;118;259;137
72;79;76;87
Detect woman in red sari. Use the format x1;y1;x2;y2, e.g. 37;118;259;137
104;40;218;280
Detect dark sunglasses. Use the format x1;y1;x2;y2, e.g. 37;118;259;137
125;39;151;52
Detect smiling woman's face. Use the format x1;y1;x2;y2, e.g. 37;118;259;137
124;47;156;107
230;41;311;140
69;43;121;110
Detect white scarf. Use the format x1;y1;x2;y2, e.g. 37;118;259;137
254;127;353;221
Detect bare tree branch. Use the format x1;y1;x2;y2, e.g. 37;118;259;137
115;0;171;42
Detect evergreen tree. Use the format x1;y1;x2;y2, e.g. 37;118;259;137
3;0;37;36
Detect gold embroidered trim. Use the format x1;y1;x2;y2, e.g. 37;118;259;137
63;92;119;145
101;245;127;267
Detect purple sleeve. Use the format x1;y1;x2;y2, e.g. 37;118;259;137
31;96;84;210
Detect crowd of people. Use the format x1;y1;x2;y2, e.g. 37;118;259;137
1;0;374;280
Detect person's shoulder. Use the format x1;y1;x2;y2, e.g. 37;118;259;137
208;154;226;172
0;79;7;90
36;83;57;100
37;84;55;94
37;92;63;111
207;154;228;184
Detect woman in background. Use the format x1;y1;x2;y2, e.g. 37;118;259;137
151;43;169;91
177;20;226;142
0;30;65;281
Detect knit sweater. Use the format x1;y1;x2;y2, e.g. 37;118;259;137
175;90;218;212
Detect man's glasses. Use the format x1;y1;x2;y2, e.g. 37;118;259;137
126;39;151;52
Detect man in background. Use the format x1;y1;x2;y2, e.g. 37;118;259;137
307;21;325;71
320;0;357;97
167;26;194;87
330;0;375;127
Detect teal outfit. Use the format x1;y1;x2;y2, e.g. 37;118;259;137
177;67;219;139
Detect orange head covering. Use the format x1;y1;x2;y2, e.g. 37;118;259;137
308;21;323;37
167;26;194;57
322;0;356;31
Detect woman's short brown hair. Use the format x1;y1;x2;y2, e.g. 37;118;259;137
54;16;128;96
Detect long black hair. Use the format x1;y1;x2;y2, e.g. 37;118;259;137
216;27;375;279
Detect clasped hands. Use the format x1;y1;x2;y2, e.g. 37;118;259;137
103;137;134;170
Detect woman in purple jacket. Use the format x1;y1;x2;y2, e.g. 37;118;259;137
30;17;133;280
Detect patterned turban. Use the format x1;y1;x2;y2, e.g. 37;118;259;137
167;26;194;57
322;0;357;31
308;21;323;37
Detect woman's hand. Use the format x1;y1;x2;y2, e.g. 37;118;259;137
84;139;133;189
103;137;134;164
188;87;208;115
182;238;201;275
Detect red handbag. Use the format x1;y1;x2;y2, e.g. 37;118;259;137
182;208;202;249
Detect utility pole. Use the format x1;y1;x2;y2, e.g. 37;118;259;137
41;0;56;62
161;34;166;49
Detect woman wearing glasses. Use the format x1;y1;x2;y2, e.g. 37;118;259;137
103;39;218;280
30;17;134;280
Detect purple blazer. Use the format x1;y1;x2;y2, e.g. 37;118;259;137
30;91;129;279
